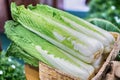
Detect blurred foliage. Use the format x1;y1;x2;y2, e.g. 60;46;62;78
0;51;26;80
88;0;120;28
116;53;120;61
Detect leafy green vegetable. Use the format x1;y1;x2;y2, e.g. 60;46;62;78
5;20;95;80
6;42;39;67
88;18;120;61
27;4;115;54
88;18;120;33
10;3;107;63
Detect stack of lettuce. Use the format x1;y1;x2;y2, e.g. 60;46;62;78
5;3;115;80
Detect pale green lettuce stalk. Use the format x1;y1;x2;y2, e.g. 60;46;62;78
5;20;95;80
28;4;115;54
11;3;104;63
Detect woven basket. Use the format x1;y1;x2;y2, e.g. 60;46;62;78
25;32;120;80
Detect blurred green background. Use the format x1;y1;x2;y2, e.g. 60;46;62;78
88;0;120;28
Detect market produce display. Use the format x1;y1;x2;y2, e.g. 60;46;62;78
5;3;116;80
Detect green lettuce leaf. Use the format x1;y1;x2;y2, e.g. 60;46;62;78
88;18;120;33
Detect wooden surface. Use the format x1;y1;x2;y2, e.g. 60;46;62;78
25;64;39;80
39;62;80;80
25;32;120;80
